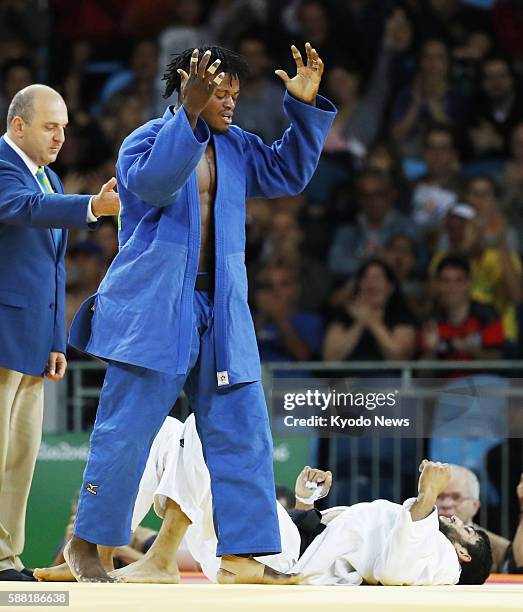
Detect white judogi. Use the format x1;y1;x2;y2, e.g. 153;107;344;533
132;416;461;586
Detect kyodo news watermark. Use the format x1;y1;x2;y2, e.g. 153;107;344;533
270;377;523;438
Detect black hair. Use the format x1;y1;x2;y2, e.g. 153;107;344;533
1;56;35;82
435;254;470;278
162;45;249;99
353;257;415;322
464;174;500;199
356;167;394;189
423;122;457;149
275;485;294;512
458;529;492;585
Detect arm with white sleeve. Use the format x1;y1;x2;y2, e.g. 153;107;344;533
373;460;461;585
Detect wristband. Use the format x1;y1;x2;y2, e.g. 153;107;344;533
295;481;325;505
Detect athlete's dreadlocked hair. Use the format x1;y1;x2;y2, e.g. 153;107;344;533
163;45;249;99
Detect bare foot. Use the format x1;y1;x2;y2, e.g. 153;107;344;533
217;556;303;585
34;563;75;582
109;555;180;584
64;538;118;583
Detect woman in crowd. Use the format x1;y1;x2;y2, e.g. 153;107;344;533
323;258;417;362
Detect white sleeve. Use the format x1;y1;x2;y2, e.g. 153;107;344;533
373;498;461;585
86;197;98;222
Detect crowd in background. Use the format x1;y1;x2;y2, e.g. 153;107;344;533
4;0;523;371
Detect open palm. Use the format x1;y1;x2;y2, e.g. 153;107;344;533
275;43;324;105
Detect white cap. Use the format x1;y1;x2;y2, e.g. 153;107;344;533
448;203;476;220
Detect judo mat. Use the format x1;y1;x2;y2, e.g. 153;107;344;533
1;577;523;612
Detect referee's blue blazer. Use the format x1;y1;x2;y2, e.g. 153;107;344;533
0;137;92;376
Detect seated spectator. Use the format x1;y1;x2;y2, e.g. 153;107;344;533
421;255;504;361
92;218;119;267
430;205;523;344
232;35;288;145
499;121;523;240
365;140;412;214
382;233;428;318
323;258;417;361
256;209;332;313
410;0;494;50
97;39;160;121
465;175;519;251
253;264;324;362
322;9;411;159
411;124;462;239
65;241;106;332
435;465;523;573
328;169;416;279
462;55;523;165
390;38;463;161
452;29;494;99
0;57;35;120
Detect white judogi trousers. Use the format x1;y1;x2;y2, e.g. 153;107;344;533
131;415;300;581
132;416;461;586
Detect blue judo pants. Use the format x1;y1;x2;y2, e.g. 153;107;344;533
73;290;281;556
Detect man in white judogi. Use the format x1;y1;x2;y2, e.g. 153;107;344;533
35;415;492;585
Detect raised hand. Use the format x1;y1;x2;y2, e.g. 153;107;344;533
295;466;333;502
178;49;225;122
275;43;324;105
418;459;451;498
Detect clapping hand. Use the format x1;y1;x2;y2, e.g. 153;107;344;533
275;43;324;105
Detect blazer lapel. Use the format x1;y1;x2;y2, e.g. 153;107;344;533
0;138;58;254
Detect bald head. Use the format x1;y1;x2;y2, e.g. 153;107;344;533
7;84;64;128
436;464;481;524
6;84;68;166
449;465;480;500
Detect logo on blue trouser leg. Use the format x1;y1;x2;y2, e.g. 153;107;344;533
86;483;99;495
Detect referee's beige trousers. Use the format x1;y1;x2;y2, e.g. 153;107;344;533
0;368;43;571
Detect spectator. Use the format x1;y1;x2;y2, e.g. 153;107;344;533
65;241;106;331
421;255;504;361
463;55;523;165
365;140;412;214
253;264;324;362
382;233;428;318
411;124;462;237
281;0;346;69
256;210;332;313
0;58;35;121
410;0;493;49
232;35;288;145
323;258;417;361
390;38;462;161
328;169;416;279
464;175;519;251
430;205;523;343
436;465;523;573
452;29;495;99
322;9;412;158
91;218;119;267
97;39;160;121
499;121;523;238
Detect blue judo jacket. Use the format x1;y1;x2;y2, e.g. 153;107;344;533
70;92;336;386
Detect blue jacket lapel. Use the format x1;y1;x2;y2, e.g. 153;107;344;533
0;137;60;254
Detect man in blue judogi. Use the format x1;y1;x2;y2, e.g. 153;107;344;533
65;44;336;583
